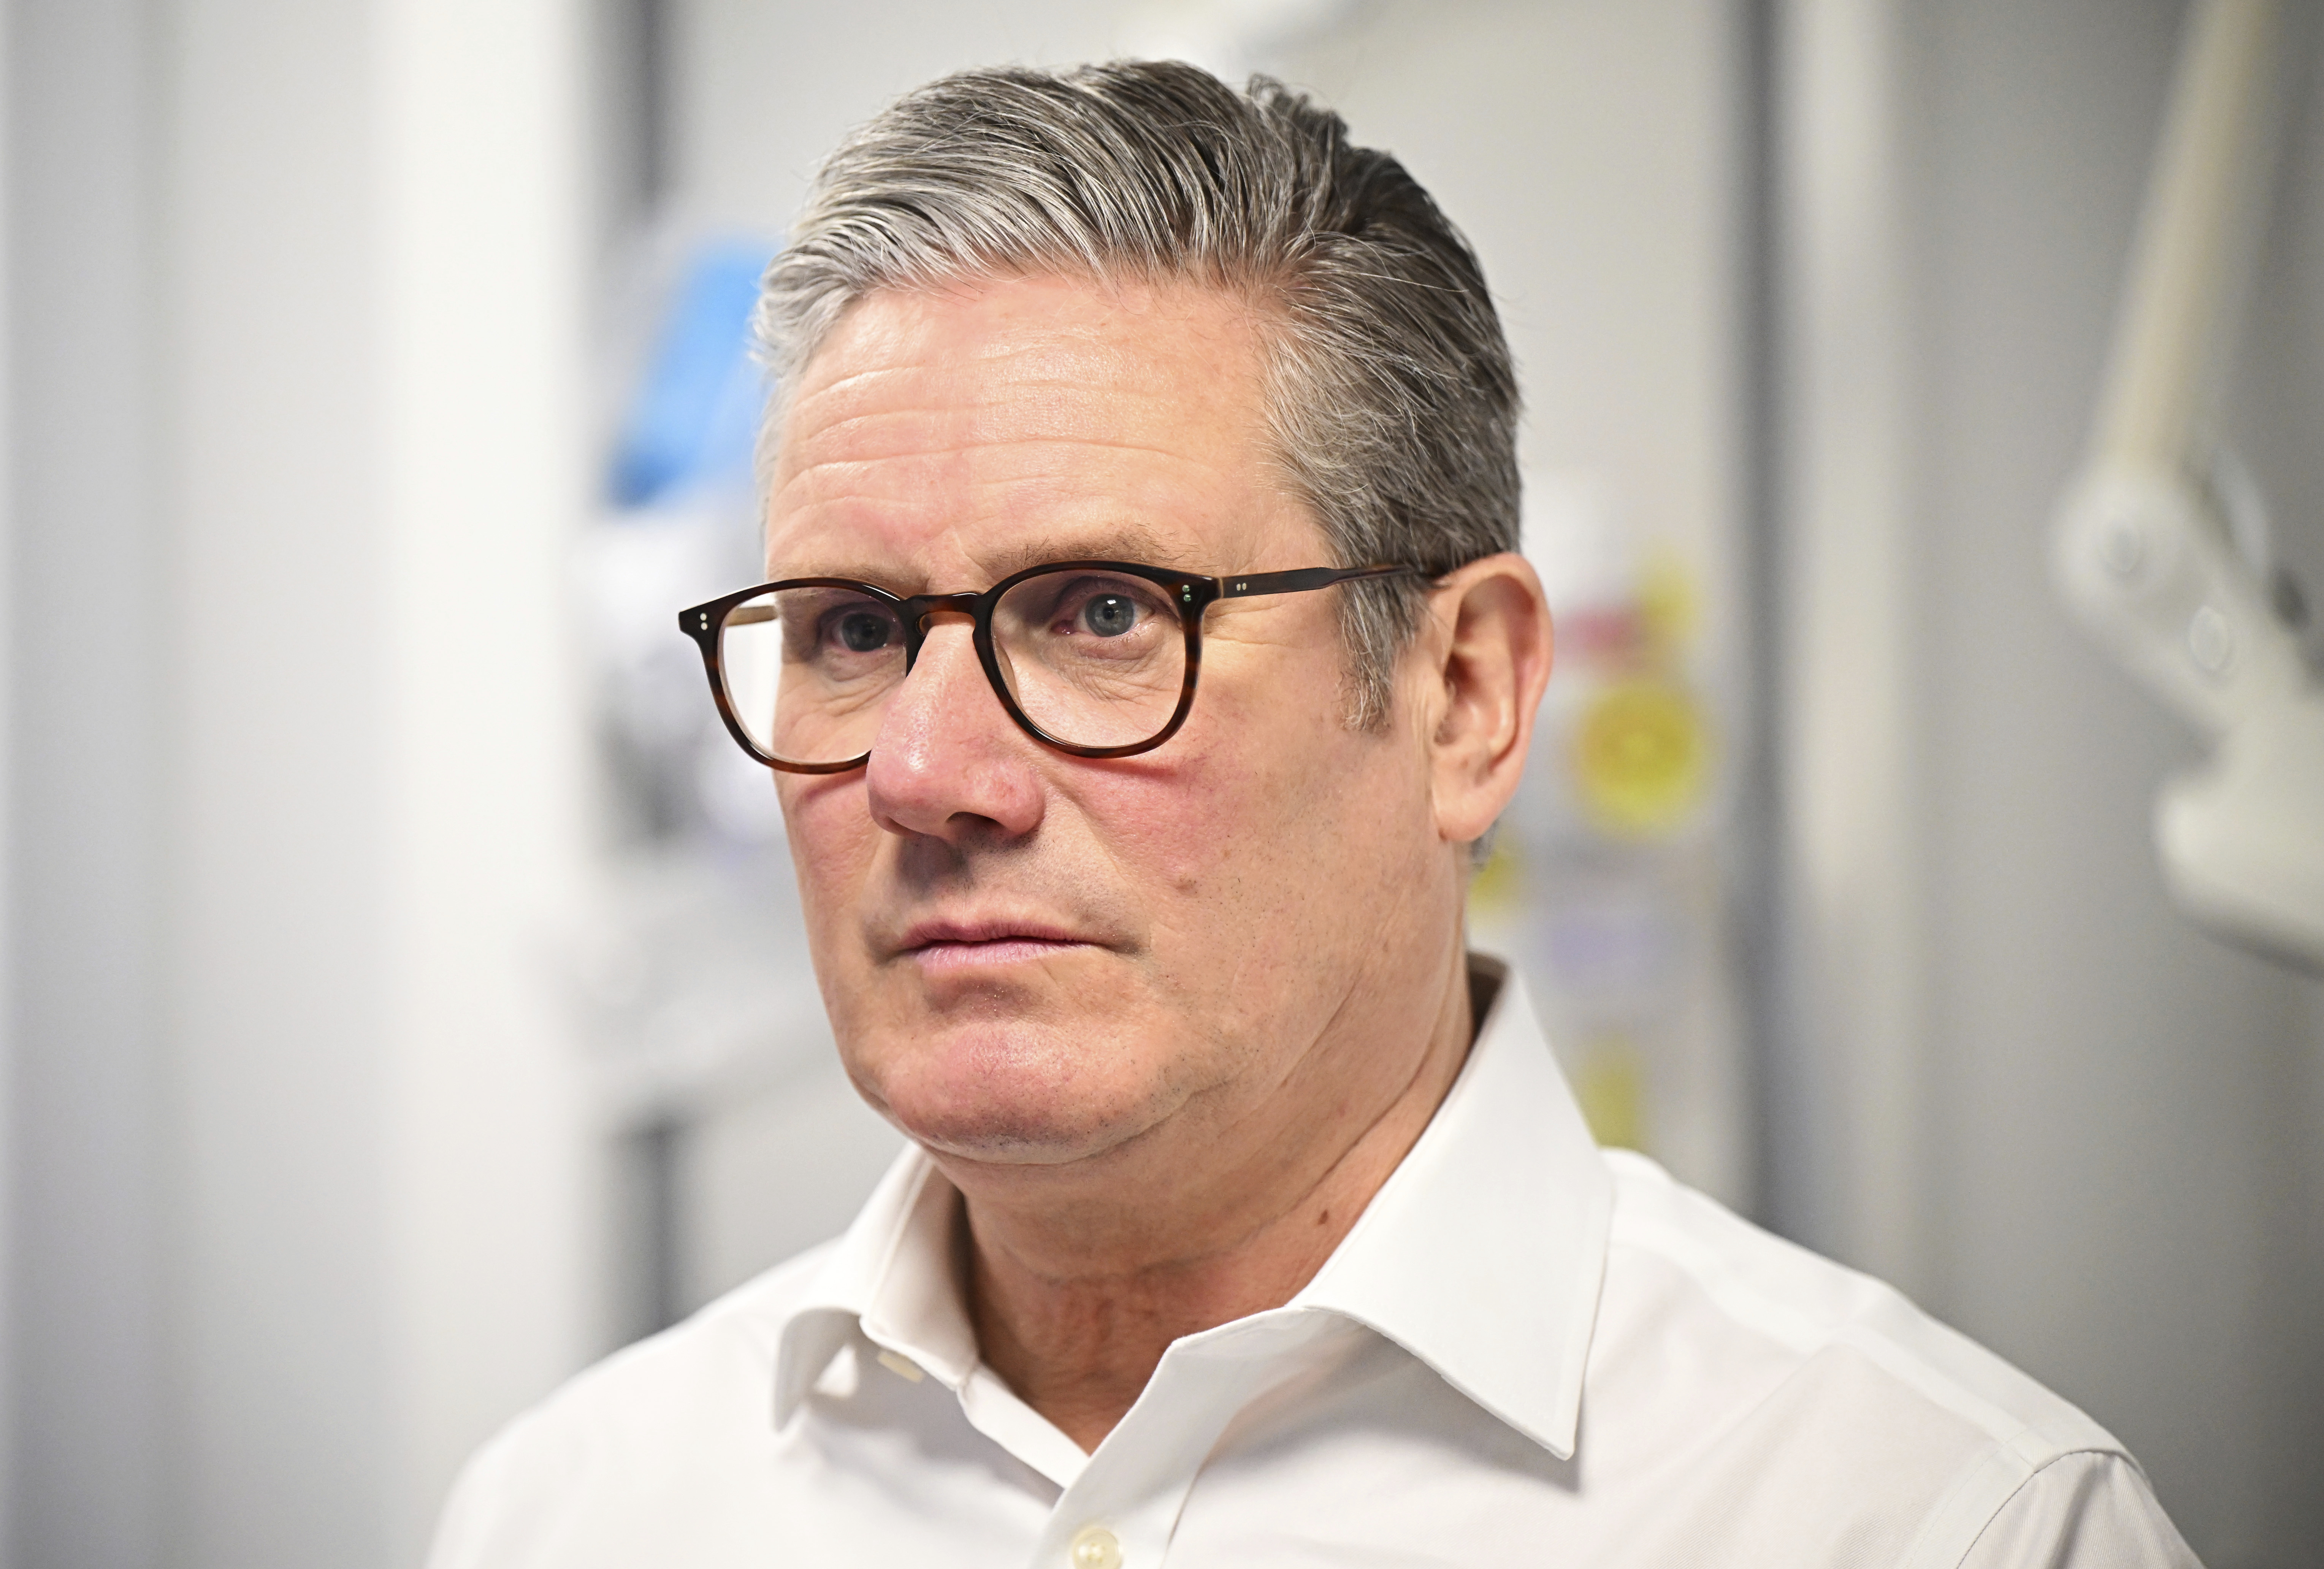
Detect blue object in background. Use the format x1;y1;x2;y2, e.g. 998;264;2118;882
609;239;776;509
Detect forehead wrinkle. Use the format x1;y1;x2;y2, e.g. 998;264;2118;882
797;292;1240;393
787;382;1244;466
782;437;1242;502
771;426;1296;576
770;469;1196;562
777;307;1270;506
767;510;1190;593
973;521;1183;579
770;445;1219;573
774;423;1250;544
787;332;1254;448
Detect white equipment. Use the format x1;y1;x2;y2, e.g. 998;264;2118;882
2052;0;2324;969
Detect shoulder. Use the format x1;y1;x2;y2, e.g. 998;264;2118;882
425;1242;839;1569
1600;1150;2117;1462
1590;1151;2177;1568
517;1239;836;1437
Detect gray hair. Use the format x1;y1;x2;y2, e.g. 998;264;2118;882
756;60;1520;726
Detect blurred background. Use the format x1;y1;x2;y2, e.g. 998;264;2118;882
2;0;2319;1565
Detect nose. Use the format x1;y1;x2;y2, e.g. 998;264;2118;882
863;615;1046;842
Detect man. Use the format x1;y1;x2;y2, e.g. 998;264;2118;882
431;62;2197;1567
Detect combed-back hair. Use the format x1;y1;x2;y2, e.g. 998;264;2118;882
757;60;1520;726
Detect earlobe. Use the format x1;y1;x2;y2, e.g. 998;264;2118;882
1424;554;1553;845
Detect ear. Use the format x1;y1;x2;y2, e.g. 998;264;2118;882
1416;553;1553;846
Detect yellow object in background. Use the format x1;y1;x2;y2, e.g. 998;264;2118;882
1467;835;1523;919
1573;1036;1649;1151
1636;544;1699;662
1464;834;1527;958
1573;678;1710;836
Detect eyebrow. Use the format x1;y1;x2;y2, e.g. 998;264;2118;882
980;523;1188;579
779;521;1198;591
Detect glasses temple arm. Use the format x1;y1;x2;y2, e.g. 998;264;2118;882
1217;564;1424;599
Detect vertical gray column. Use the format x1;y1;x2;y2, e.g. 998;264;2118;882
4;2;164;1565
159;0;393;1563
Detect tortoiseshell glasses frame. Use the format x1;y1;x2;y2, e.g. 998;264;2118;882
679;559;1424;773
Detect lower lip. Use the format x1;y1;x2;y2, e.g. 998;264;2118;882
907;938;1092;972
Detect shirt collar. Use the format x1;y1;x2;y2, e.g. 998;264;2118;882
773;955;1614;1460
772;1145;971;1424
1290;955;1612;1458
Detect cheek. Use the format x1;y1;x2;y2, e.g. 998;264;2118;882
1073;711;1378;956
779;779;877;937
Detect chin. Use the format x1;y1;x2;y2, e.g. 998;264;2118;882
844;1016;1172;1167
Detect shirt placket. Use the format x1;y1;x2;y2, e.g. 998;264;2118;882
1022;1314;1323;1569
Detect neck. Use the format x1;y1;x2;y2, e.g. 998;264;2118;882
951;954;1479;1452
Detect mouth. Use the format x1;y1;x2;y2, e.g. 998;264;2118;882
894;918;1102;973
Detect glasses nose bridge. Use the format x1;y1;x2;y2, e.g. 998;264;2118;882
902;589;984;621
877;589;1011;750
896;590;988;661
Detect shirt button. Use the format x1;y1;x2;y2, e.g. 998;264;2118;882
1068;1525;1123;1569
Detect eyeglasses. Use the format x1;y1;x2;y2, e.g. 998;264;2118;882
680;560;1424;773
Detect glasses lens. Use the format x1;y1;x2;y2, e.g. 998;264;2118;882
720;585;907;765
991;568;1188;749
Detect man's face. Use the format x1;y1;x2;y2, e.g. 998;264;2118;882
765;274;1465;1179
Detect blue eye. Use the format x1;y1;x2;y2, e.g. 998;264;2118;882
1082;594;1138;637
835;611;893;652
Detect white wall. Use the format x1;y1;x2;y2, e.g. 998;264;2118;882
9;1;601;1565
670;0;1124;237
164;3;398;1556
376;2;599;1554
168;2;599;1560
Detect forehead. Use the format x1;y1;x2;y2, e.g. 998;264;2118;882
764;274;1295;582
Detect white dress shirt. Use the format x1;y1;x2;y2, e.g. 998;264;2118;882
429;960;2198;1568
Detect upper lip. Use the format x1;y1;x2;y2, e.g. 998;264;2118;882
892;916;1098;954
